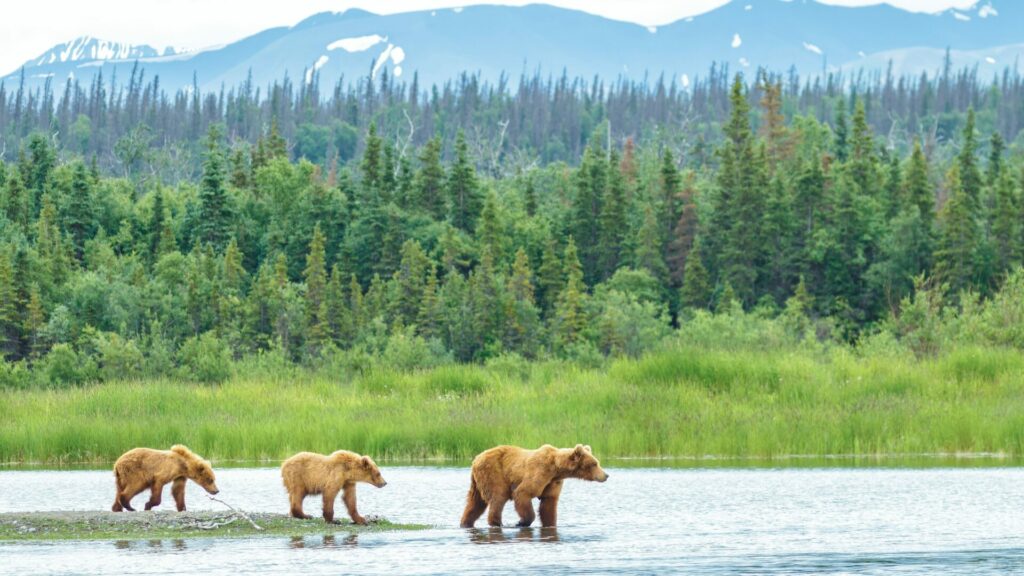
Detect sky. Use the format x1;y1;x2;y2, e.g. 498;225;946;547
0;0;981;75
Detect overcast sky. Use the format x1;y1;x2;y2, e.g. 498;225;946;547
0;0;980;75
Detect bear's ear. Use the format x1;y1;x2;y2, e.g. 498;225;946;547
584;445;592;453
572;444;585;459
361;455;371;468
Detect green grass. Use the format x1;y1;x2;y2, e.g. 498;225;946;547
0;511;427;542
3;343;1024;464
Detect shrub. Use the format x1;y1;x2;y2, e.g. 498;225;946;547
177;332;232;384
36;344;98;387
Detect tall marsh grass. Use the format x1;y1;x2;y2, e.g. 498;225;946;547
3;343;1024;464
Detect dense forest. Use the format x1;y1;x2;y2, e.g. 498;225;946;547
1;63;1023;386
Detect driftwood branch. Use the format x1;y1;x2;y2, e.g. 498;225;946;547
206;494;263;531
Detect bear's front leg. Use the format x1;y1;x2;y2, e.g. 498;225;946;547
538;480;563;527
512;487;537;527
171;478;187;511
343;484;366;525
322;486;341;524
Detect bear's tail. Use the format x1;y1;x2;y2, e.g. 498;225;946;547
460;474;487;528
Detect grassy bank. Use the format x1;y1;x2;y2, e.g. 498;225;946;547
0;511;425;542
3;342;1024;464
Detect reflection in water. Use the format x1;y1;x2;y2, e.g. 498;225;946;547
113;540;131;550
467;526;559;544
112;539;188;552
289;533;359;549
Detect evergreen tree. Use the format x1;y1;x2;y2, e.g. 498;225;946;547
391;239;430;327
361;122;383;198
992;171;1019;275
537;235;563;312
680;237;711;310
0;248;17;359
2;171;29;231
987;131;1004;187
958;108;983;211
417;136;445;219
905;140;934;226
833;96;849;162
552;237;586;349
935;165;979;298
597;150;626;280
196;125;233;251
65;161;95;260
572;142;606;282
633;204;670;283
506;247;541;355
304;223;328;356
447;130;481;232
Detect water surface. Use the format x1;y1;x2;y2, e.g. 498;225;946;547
2;467;1023;574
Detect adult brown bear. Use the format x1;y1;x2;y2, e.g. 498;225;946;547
280;450;387;524
111;445;219;512
460;444;608;528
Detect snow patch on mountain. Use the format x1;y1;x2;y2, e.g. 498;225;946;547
953;11;970;21
327;35;385;53
30;36;164;67
732;34;742;48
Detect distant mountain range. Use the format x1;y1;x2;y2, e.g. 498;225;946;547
5;1;1022;93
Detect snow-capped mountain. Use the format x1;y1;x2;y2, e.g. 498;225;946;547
4;1;1021;92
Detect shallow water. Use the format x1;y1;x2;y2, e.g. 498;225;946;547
2;467;1024;574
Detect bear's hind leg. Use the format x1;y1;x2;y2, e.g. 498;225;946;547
460;477;487;528
289;490;311;519
120;479;147;512
144;481;165;510
486;497;507;527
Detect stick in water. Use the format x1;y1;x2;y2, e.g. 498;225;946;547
206;494;263;531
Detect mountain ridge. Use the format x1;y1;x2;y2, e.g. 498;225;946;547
4;1;1020;91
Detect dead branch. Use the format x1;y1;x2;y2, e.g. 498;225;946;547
206;494;263;531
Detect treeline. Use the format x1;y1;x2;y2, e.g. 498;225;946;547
1;58;1023;182
1;70;1023;386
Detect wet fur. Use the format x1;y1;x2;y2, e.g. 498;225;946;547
111;445;218;512
280;450;386;524
460;444;608;528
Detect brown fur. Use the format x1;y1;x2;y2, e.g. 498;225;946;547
280;450;387;524
460;444;608;528
111;445;219;512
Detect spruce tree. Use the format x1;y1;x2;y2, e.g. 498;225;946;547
935;165;979;298
597;150;626;280
553;237;586;349
958;108;983;212
537;235;563;312
2;171;29;232
447;130;481;232
66;161;95;260
196;125;233;252
633;204;670;283
417;136;445;219
992;171;1019;275
680;237;711;310
304;223;328;355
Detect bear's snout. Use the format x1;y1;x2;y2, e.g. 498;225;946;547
376;480;388;488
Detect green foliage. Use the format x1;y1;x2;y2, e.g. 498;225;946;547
177;332;233;383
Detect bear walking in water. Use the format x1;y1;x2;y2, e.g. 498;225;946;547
281;451;387;524
460;444;609;528
111;445;219;512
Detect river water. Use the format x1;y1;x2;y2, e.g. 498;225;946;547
1;466;1024;574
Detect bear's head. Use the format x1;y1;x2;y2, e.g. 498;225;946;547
562;444;609;482
189;458;219;494
352;455;388;488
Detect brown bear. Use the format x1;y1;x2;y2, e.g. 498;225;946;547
460;444;609;528
111;445;219;512
280;450;387;524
